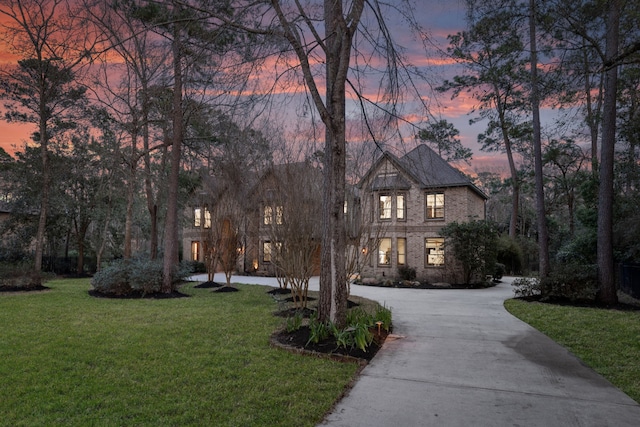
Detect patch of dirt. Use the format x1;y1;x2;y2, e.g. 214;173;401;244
194;281;224;288
267;288;291;295
88;289;190;299
272;325;389;362
0;284;50;293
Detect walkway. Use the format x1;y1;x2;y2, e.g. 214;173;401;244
194;274;640;426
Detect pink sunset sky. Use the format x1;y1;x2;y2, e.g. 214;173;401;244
0;0;520;174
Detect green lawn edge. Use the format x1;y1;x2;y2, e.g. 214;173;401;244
0;278;362;427
504;298;640;403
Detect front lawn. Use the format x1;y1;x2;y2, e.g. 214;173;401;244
505;298;640;403
0;279;359;426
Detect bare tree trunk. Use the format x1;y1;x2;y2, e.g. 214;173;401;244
529;0;550;279
597;0;620;305
123;152;136;259
142;89;159;260
34;108;49;273
162;25;183;293
318;0;353;328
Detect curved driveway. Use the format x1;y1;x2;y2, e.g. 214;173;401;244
197;274;640;426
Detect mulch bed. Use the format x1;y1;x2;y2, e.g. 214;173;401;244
267;288;291;295
272;325;389;362
87;289;190;299
194;281;224;288
0;284;50;293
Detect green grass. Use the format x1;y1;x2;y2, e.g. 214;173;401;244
0;279;359;426
505;299;640;403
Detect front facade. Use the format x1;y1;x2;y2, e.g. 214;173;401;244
182;144;486;284
358;145;487;283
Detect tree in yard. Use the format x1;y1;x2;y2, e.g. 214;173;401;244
86;0;171;261
596;0;621;305
543;139;587;238
264;163;323;310
528;0;550;279
201;194;243;288
264;0;422;327
439;220;499;285
0;0;93;273
440;1;529;239
416;119;472;164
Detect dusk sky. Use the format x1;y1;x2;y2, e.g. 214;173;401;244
0;0;515;173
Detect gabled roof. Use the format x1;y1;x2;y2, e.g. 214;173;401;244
360;144;487;199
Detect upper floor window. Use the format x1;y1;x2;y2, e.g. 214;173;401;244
194;208;202;227
264;206;273;225
397;194;405;220
378;193;405;221
379;195;392;220
426;193;444;219
264;205;283;225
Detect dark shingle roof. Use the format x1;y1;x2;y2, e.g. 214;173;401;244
361;144;487;199
397;144;472;188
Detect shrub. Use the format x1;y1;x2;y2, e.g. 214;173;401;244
512;277;541;298
439;220;498;284
496;235;524;275
541;263;598;301
91;258;193;296
493;263;505;281
0;262;53;289
397;265;416;281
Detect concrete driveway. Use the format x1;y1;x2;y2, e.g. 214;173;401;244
193;274;640;426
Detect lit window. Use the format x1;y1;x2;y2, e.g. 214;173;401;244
204;208;211;229
425;238;444;266
426;193;444;219
397;238;406;265
378;238;392;265
264;205;273;225
263;241;272;262
379;195;392;220
194;208;202;227
276;205;284;225
191;241;200;261
397;194;405;220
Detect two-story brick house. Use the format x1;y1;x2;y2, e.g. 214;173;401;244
183;144;486;283
357;144;487;283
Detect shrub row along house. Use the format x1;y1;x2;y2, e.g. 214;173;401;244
182;144;487;284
